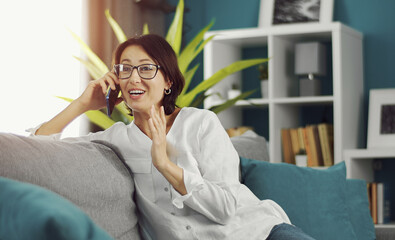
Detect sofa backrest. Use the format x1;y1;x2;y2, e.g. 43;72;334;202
0;133;140;240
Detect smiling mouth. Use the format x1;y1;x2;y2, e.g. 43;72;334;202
129;90;145;96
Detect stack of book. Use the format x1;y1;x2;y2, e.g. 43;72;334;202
281;123;334;167
367;182;391;224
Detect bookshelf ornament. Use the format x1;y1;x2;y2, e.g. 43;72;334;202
294;42;327;96
227;83;241;99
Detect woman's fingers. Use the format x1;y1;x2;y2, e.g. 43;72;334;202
109;71;120;84
104;73;118;92
150;105;166;136
160;106;166;123
99;80;108;95
106;72;120;88
148;117;157;136
150;105;160;130
95;71;119;94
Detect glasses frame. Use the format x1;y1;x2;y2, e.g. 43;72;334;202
114;63;161;80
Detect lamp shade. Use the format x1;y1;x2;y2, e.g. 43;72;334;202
294;42;326;76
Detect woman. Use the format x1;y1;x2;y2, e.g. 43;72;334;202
33;34;314;240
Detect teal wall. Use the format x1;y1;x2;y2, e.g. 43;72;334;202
166;0;395;145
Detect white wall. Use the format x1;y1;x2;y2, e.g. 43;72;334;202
0;0;83;137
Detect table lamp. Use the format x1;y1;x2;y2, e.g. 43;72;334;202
294;42;326;96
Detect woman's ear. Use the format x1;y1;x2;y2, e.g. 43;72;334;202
166;80;173;90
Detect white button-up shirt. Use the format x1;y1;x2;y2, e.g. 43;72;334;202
29;107;290;240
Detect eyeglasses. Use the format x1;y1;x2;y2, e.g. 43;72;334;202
114;64;161;80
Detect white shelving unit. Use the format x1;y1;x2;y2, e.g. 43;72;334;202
203;22;364;164
344;148;395;229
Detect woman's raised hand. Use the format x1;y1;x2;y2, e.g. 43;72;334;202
75;71;121;112
148;105;169;169
148;105;187;195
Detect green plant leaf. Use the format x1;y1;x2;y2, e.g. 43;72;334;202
166;0;184;56
177;58;268;107
188;92;206;108
69;107;115;130
105;9;127;43
56;96;116;129
73;56;104;80
209;89;257;114
115;103;134;122
68;29;109;74
143;23;150;35
188;91;220;108
178;20;215;74
56;96;74;103
181;63;200;96
109;106;132;124
85;110;117;129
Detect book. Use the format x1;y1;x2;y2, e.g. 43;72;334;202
297;127;306;153
371;182;378;224
302;127;313;167
281;128;295;164
377;182;391;224
318;123;334;166
289;128;300;155
312;125;324;166
305;125;320;166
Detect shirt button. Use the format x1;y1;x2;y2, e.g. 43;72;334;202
164;187;169;192
186;225;191;230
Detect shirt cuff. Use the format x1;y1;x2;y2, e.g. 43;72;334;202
171;169;204;209
25;123;62;140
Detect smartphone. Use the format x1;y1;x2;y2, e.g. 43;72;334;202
106;85;120;117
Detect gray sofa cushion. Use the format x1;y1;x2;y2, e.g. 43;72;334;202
0;133;140;240
231;130;270;162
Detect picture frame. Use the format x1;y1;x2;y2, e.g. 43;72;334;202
367;89;395;149
258;0;334;28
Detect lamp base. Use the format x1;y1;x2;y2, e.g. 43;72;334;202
299;78;321;96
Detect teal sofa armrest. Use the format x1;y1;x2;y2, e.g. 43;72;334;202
0;177;112;240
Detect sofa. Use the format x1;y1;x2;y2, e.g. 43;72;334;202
0;131;378;240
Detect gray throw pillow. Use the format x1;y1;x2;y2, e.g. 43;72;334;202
231;130;270;162
0;133;140;240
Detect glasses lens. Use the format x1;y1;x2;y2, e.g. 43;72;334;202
138;64;157;79
115;64;132;79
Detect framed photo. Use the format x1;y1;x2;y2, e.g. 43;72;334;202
367;89;395;149
258;0;333;28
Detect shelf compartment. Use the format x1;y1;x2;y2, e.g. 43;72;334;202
344;149;395;181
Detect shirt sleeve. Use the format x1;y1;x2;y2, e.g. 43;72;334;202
26;122;122;143
26;122;66;140
171;110;241;225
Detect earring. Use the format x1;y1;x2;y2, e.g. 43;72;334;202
164;88;172;95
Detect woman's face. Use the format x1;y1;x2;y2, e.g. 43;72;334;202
119;45;171;116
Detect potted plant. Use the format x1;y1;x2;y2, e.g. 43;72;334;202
258;62;269;98
227;83;241;100
63;0;268;130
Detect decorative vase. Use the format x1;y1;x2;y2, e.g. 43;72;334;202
295;154;308;167
260;79;268;98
